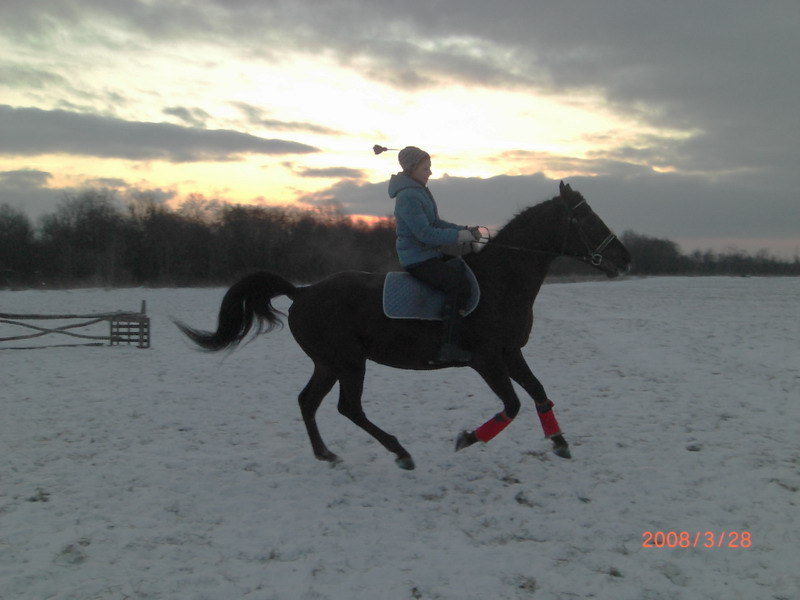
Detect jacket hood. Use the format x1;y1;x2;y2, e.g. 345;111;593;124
388;172;424;198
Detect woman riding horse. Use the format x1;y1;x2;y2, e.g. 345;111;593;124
390;146;481;363
175;178;632;470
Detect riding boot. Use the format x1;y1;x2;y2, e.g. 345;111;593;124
432;302;472;364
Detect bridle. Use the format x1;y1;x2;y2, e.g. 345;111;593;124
566;199;618;267
480;197;618;268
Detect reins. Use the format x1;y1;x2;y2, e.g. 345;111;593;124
479;199;618;267
486;240;562;258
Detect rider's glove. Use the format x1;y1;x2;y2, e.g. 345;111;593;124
457;229;475;243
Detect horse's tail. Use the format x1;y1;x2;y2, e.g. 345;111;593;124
175;272;299;351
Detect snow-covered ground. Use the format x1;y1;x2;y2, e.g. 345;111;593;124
1;277;798;600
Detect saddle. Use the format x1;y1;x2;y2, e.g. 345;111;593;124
382;259;480;320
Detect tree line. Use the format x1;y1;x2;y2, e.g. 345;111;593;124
1;189;798;288
0;189;398;287
618;231;799;276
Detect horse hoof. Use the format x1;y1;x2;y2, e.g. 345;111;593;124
316;451;342;464
553;445;572;459
455;430;478;452
396;456;416;470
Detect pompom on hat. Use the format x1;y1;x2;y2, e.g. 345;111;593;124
373;144;430;173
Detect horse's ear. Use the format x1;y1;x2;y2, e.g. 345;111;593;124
559;181;567;196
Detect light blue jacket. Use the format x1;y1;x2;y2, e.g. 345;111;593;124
389;173;465;267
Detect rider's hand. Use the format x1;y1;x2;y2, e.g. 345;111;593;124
468;226;482;240
457;229;474;243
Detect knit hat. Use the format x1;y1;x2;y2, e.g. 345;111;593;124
398;146;430;173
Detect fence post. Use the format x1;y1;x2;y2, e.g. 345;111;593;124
109;302;150;348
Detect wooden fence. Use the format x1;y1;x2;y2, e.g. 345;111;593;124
0;301;150;349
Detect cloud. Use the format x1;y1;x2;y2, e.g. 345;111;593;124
3;2;796;176
302;170;799;254
0;169;53;188
0;168;61;218
490;149;657;180
163;106;212;128
0;168;180;220
231;102;344;136
83;177;130;190
7;1;792;177
0;105;320;162
0;64;68;90
295;166;366;179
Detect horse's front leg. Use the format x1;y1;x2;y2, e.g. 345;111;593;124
503;348;571;459
455;353;521;451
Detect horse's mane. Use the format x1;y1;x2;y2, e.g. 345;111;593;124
490;197;562;246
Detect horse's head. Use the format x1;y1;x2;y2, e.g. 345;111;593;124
557;181;632;278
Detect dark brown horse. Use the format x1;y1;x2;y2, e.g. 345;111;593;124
176;182;631;470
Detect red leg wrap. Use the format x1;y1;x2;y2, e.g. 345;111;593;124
474;411;512;443
537;408;561;437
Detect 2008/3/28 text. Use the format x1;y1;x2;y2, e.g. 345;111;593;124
642;531;751;548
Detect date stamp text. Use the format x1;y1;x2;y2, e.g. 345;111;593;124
642;531;751;549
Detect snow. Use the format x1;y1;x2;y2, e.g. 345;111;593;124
1;277;798;600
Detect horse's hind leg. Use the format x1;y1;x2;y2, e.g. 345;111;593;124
503;348;571;459
337;366;415;470
298;365;339;463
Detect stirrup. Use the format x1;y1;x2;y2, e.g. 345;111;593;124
430;343;472;364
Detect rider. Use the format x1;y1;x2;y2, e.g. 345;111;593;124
388;146;481;364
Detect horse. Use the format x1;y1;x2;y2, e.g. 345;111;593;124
176;182;632;470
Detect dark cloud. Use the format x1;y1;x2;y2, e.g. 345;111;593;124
0;169;53;188
491;149;657;180
0;64;68;90
0;168;179;220
0;105;319;161
295;167;365;179
231;102;344;136
0;168;60;218
5;1;793;178
85;177;129;188
163;106;212;128
304;171;799;255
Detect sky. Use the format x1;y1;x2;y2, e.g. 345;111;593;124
1;0;798;257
